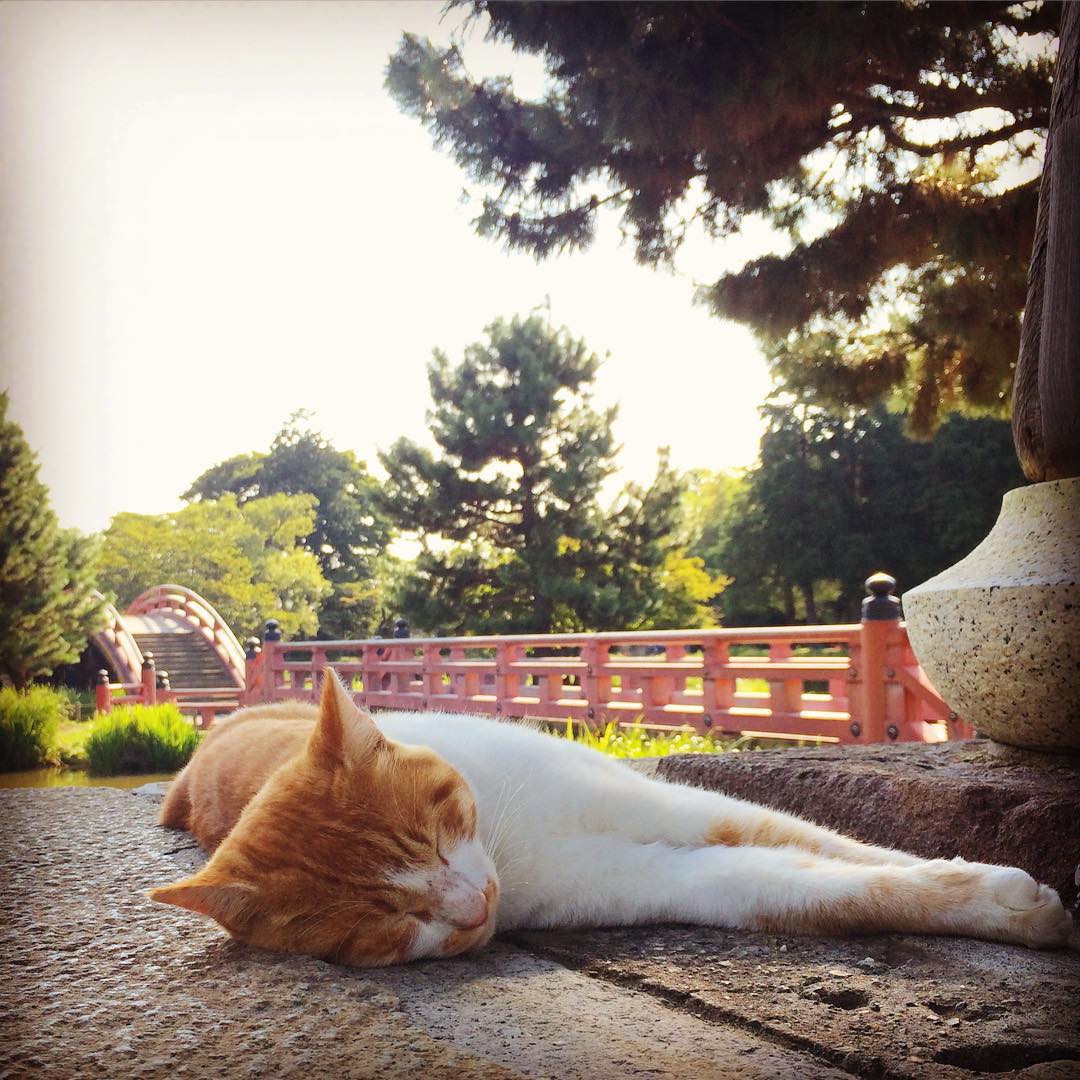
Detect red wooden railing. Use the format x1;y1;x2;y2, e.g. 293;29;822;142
239;576;969;745
94;659;240;729
90;593;143;685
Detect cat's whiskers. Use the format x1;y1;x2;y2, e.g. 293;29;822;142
484;778;527;859
482;780;512;853
333;909;375;964
293;898;374;937
491;849;530;885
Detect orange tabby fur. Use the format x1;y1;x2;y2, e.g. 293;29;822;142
151;677;496;967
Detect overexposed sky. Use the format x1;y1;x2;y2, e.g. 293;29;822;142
0;0;775;536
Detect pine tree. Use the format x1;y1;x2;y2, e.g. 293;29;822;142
380;315;721;634
387;1;1059;431
0;393;103;687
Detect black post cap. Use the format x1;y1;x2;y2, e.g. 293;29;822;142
141;652;156;670
96;669;110;685
862;572;902;621
245;637;261;659
393;618;410;639
264;619;282;642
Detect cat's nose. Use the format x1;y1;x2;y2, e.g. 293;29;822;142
432;870;489;930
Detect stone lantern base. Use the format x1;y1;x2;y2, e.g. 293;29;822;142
903;476;1080;752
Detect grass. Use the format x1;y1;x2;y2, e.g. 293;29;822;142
0;685;73;771
54;718;95;769
84;703;201;776
560;718;739;758
558;718;832;757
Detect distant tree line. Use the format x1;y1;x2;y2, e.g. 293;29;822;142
1;313;1026;692
687;402;1023;627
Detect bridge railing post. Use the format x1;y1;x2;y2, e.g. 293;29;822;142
241;637;262;705
261;620;282;703
856;573;902;743
95;669;113;715
141;654;157;706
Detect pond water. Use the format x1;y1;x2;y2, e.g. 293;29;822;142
0;769;175;790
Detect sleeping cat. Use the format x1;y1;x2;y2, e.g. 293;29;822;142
151;669;1074;967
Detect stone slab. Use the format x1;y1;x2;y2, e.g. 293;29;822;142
653;740;1080;906
0;788;843;1080
511;923;1080;1079
3;784;1077;1080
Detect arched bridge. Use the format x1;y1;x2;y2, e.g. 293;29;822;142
91;585;246;694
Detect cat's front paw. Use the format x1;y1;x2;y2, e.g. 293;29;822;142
979;866;1072;949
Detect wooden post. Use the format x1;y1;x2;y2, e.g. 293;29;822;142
140;653;157;706
311;648;327;700
767;639;801;724
1013;3;1080;482
263;619;282;703
701;639;731;732
242;637;261;705
422;644;441;708
494;643;509;716
95;669;112;714
580;639;600;725
858;573;901;743
360;642;377;708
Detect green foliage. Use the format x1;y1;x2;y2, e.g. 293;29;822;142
185;414;394;638
560;719;728;758
0;392;104;688
53;716;94;770
0;685;73;771
387;2;1058;430
380;315;723;633
84;704;201;776
98;493;331;640
692;401;1025;625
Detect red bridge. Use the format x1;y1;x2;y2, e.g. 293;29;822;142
94;576;969;745
91;585;246;724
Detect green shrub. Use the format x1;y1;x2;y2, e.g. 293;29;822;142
0;685;73;771
85;704;201;776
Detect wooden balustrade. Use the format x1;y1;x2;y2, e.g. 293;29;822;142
237;577;970;745
94;660;240;729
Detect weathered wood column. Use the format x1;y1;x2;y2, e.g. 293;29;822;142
1013;3;1080;483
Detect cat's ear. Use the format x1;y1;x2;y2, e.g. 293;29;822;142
308;667;383;767
149;873;255;926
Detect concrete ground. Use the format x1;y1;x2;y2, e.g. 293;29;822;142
2;761;1078;1080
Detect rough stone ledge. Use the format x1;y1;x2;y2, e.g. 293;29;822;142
652;740;1080;906
2;785;1078;1080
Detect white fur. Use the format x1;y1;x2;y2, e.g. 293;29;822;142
391;835;497;960
375;711;1073;950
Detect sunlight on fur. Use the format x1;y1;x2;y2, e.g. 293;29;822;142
150;670;1074;967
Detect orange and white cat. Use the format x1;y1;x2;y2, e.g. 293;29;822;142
151;670;1073;967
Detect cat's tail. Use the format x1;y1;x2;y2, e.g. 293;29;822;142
159;764;192;831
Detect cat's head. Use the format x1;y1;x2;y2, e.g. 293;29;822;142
150;670;499;967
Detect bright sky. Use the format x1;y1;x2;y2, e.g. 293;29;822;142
0;0;775;537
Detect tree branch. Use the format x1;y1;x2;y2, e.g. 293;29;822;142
881;116;1037;156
